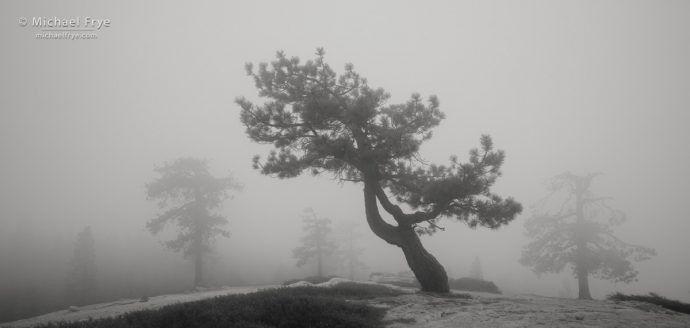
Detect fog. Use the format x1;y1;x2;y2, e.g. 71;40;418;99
1;0;689;322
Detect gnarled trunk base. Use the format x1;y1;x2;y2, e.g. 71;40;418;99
363;179;449;294
398;227;449;293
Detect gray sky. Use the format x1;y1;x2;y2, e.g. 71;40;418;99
1;0;689;301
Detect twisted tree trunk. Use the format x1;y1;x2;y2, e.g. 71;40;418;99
398;225;449;292
363;179;449;293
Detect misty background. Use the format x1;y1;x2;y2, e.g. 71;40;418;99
1;0;689;322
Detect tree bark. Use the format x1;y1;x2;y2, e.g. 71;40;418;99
363;179;449;293
192;197;205;288
574;186;592;299
398;225;449;293
363;179;402;246
576;263;592;299
194;251;203;287
575;226;592;299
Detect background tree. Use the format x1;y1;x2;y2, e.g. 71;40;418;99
237;49;522;293
65;226;97;306
335;221;369;280
469;256;484;280
520;172;656;299
146;157;242;287
293;208;337;277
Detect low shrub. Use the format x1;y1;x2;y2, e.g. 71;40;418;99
448;277;501;294
33;283;402;328
607;292;690;315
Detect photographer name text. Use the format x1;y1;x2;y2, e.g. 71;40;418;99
31;16;111;30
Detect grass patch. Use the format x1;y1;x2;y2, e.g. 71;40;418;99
607;292;690;315
33;283;405;328
448;277;502;294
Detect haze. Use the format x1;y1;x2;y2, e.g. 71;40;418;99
1;0;689;322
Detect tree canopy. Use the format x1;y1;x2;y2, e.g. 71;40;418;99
237;49;522;293
237;49;521;234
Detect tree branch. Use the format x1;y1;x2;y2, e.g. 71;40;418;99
371;179;405;220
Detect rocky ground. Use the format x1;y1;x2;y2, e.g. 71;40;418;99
3;280;689;328
376;290;690;328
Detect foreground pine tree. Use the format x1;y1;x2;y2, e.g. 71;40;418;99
237;49;522;293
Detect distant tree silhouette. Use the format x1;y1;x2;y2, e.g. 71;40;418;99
293;208;337;277
65;226;97;305
520;172;656;299
335;221;369;280
469;256;484;280
146;157;242;287
237;49;522;293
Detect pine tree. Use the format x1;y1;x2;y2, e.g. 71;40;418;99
237;49;522;293
292;208;337;277
146;157;242;287
520;172;656;299
65;226;97;306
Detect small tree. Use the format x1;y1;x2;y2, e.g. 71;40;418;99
469;256;484;280
293;208;337;277
520;172;656;299
65;226;97;305
237;49;522;293
146;157;242;287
